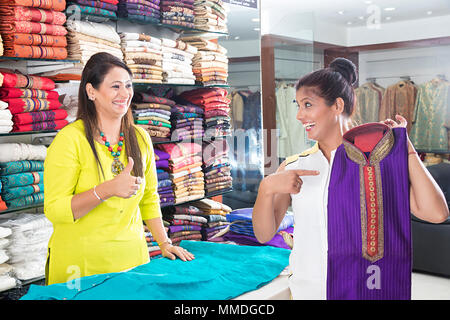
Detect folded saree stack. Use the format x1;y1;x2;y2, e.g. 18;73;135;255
160;0;195;28
178;36;228;86
0;143;47;212
154;148;175;207
202;138;232;196
118;0;161;23
0;71;68;132
161;38;196;85
155;142;205;204
189;199;231;240
179;87;231;138
0;0;68;59
66;0;119;20
65;20;123;67
193;0;228;33
161;204;206;244
171;95;204;141
132;92;175;142
119;32;163;84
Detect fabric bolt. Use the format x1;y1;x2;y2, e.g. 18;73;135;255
0;88;59;100
13;109;68;125
4;98;61;115
69;0;118;11
0;20;67;36
5;191;44;209
2;0;67;11
66;3;117;18
0;143;47;163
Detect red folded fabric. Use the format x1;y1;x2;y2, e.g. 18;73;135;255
156;142;202;159
0;21;67;36
2;0;66;12
1;72;55;90
12;119;68;132
179;88;228;101
1;33;67;47
4;45;67;59
3;98;61;114
0;88;59;99
0;6;67;25
13;109;67;124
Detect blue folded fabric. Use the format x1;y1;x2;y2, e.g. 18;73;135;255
226;208;294;237
21;240;290;300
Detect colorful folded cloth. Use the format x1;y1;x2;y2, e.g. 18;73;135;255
0;171;43;188
69;0;118;11
0;88;59;100
0;160;44;175
13;109;68;125
1;183;43;201
2;98;62;114
0;72;56;90
4;191;44;209
3;45;67;59
0;21;67;36
2;0;66;12
0;6;66;24
1;33;67;47
66;3;117;18
13;119;68;132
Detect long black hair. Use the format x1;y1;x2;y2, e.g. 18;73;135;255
295;57;358;117
77;52;144;180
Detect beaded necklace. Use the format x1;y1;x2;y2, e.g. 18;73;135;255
100;131;125;175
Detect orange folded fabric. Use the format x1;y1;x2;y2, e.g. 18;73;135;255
0;6;66;25
4;44;67;59
3;0;66;12
1;33;67;47
1;72;56;90
0;21;67;36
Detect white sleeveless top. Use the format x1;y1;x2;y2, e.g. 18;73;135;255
284;143;336;300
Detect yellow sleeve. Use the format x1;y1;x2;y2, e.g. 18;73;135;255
136;126;162;221
44;126;80;225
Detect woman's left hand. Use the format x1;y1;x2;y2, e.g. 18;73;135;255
381;114;407;128
161;244;195;262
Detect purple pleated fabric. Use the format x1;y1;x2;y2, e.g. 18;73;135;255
327;126;411;300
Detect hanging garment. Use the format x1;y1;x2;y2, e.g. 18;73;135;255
409;78;450;151
378;80;417;133
327;123;411;299
275;83;313;159
353;82;385;125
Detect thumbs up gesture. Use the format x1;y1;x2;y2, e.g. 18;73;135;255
110;157;143;199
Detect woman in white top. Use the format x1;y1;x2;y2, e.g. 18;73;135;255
252;58;449;300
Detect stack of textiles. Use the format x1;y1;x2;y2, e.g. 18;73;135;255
179;87;231;138
160;0;195;28
202;138;232;196
155;142;204;204
0;143;47;210
163;206;207;244
0;72;68;132
161;38;196;85
161;204;206;244
66;0;118;20
180;36;228;86
119;32;163;84
0;160;44;211
65;20;123;67
0;213;52;281
189;198;230;240
170;96;204;141
143;224;167;259
154;148;175;207
0;0;68;59
118;0;161;23
193;0;228;33
0;225;16;292
132;92;175;142
222;208;294;250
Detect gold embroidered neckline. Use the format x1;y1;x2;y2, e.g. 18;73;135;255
343;123;395;165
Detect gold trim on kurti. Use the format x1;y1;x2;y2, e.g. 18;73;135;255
343;124;394;263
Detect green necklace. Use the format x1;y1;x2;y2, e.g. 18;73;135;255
100;131;124;175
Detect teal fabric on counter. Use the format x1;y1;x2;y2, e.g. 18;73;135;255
21;240;290;300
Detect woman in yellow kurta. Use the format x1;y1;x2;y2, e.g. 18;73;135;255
44;52;194;285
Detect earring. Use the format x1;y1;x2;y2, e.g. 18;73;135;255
89;96;95;101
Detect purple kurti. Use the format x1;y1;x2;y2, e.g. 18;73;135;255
327;124;412;300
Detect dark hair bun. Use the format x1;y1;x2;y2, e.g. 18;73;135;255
330;57;357;86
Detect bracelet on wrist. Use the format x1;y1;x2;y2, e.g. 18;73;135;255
93;185;105;202
158;238;172;248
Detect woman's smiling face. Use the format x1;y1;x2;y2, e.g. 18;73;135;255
90;66;133;119
295;86;342;142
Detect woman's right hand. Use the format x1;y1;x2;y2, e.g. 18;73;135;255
106;157;142;199
260;169;320;195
